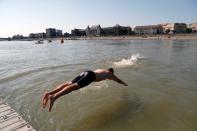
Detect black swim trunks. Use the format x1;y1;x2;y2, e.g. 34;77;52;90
71;70;96;88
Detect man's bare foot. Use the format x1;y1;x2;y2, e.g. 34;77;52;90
49;95;55;112
42;91;49;108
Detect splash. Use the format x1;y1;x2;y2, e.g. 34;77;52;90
113;54;144;67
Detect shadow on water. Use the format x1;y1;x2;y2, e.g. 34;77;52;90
70;90;143;131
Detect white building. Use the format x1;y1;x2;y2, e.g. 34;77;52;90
188;23;197;32
134;25;163;35
162;23;187;34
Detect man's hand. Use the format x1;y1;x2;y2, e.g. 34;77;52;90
123;83;128;86
111;74;128;86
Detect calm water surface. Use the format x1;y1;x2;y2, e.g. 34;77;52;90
0;40;197;131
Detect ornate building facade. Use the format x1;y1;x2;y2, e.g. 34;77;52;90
71;24;132;36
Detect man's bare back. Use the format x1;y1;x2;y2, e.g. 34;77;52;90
93;69;113;82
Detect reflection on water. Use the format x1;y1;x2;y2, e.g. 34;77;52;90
0;40;197;131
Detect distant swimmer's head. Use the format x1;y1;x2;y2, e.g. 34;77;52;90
108;68;114;73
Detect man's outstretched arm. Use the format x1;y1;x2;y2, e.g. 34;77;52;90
110;74;128;86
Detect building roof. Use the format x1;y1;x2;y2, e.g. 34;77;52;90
135;25;162;29
102;25;114;29
72;28;86;31
90;25;101;30
114;24;120;27
46;28;56;30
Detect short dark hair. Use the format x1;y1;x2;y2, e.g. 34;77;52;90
108;68;114;73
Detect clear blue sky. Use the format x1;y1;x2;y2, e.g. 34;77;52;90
0;0;197;37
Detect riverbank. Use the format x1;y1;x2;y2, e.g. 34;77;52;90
1;34;197;41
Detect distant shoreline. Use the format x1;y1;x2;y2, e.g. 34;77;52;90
70;34;197;40
1;34;197;41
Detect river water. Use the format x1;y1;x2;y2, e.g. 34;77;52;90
0;40;197;131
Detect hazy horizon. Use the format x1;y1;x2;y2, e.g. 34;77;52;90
0;0;197;38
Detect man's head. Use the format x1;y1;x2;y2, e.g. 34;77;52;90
108;68;114;73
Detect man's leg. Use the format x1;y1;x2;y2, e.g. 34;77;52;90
48;83;80;112
42;82;72;108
